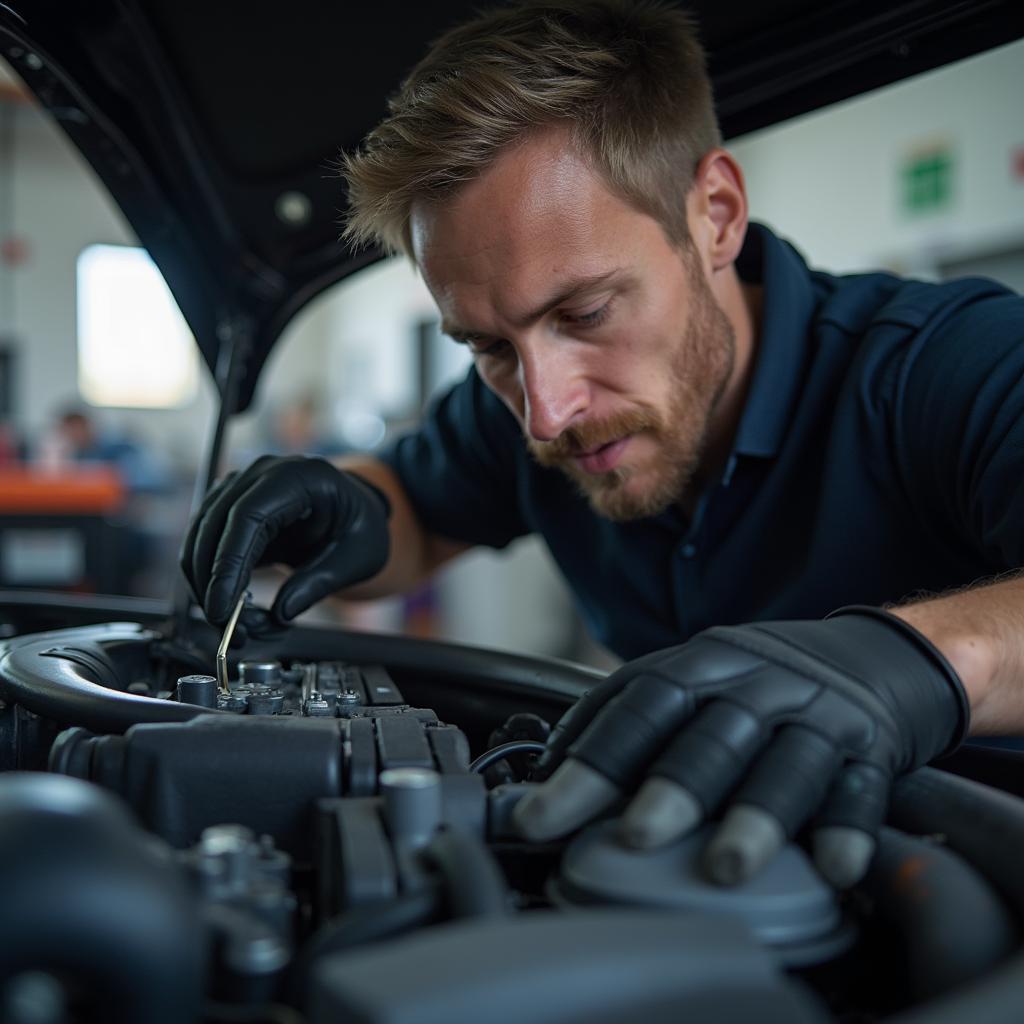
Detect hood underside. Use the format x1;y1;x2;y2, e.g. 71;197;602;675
1;0;1021;410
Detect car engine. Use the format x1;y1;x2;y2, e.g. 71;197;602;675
1;617;1024;1024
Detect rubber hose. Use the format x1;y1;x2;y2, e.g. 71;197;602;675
422;827;510;919
0;773;204;1024
865;826;1018;1000
889;767;1024;917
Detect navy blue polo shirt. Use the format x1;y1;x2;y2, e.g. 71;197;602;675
381;224;1024;661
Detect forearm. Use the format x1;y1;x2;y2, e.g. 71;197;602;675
333;456;470;598
890;571;1024;734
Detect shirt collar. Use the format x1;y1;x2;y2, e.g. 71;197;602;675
731;222;818;459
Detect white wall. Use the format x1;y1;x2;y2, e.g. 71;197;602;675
1;84;217;465
730;38;1024;277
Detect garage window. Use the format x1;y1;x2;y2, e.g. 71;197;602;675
76;244;198;408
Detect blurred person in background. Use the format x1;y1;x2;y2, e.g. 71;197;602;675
43;405;170;495
38;404;174;594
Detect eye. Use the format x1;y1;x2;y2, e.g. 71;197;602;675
468;337;513;359
562;299;613;329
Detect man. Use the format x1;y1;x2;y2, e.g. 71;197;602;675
182;1;1024;888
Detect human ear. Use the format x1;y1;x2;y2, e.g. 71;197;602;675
686;149;749;273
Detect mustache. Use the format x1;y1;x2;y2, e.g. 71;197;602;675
528;407;660;465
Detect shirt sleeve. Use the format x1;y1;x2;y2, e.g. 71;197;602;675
378;367;531;549
891;283;1024;569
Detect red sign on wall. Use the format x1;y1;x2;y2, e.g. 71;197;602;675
0;235;31;268
1013;146;1024;182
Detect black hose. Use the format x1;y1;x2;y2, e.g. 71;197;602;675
470;740;547;773
0;773;204;1024
864;826;1018;1000
883;768;1024;1024
889;767;1024;918
421;828;510;919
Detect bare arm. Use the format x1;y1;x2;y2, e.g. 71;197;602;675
892;572;1024;734
334;455;472;599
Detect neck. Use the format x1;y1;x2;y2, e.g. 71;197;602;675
680;268;762;517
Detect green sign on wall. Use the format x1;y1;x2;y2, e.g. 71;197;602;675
902;146;955;214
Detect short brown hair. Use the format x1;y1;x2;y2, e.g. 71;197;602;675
341;0;721;256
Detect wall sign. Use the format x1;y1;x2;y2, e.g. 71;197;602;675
901;144;955;214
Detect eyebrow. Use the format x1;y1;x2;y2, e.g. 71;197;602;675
442;269;622;343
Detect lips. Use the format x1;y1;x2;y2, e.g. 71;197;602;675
572;437;629;474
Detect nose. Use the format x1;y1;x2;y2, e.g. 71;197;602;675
519;346;589;442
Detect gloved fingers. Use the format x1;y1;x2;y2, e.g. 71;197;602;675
812;827;877;890
617;700;765;850
180;470;238;606
517;671;698;842
204;474;311;623
618;777;703;849
704;724;842;885
188;456;286;599
815;759;889;834
231;604;289;645
704;804;788;885
566;672;697;791
269;536;384;624
512;759;622;842
531;675;628;781
811;761;889;888
652;701;765;816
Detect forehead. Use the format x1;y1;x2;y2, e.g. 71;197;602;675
410;129;659;316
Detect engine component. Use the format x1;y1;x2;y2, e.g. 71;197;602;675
238;660;283;688
236;684;285;715
0;773;204;1024
304;690;334;717
47;698;484;859
308;910;830;1024
554;820;851;967
180;825;297;1003
863;827;1019;999
315;768;488;918
4;621;1024;1024
183;824;294;922
176;673;218;708
380;766;443;849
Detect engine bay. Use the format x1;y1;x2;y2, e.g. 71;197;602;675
2;618;1024;1024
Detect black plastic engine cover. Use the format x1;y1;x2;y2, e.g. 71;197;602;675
48;710;473;861
309;910;830;1024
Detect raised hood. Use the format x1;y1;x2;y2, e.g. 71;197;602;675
1;0;1021;411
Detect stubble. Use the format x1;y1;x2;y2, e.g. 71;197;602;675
528;270;735;521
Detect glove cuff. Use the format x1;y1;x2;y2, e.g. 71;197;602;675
827;605;971;757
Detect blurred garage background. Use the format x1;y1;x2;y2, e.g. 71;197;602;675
0;37;1021;667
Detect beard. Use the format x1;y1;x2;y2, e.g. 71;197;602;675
527;268;736;521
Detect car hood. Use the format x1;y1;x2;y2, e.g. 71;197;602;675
1;0;1021;410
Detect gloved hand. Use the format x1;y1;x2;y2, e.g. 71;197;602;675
181;455;390;627
513;608;969;887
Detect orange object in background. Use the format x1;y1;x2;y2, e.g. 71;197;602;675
0;466;125;514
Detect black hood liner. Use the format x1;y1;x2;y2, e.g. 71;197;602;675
1;0;1021;411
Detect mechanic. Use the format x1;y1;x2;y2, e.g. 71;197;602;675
182;1;1024;889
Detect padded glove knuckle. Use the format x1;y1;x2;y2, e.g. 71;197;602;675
657;633;766;686
569;673;696;788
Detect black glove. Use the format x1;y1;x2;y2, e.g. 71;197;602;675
181;455;391;627
513;608;969;887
